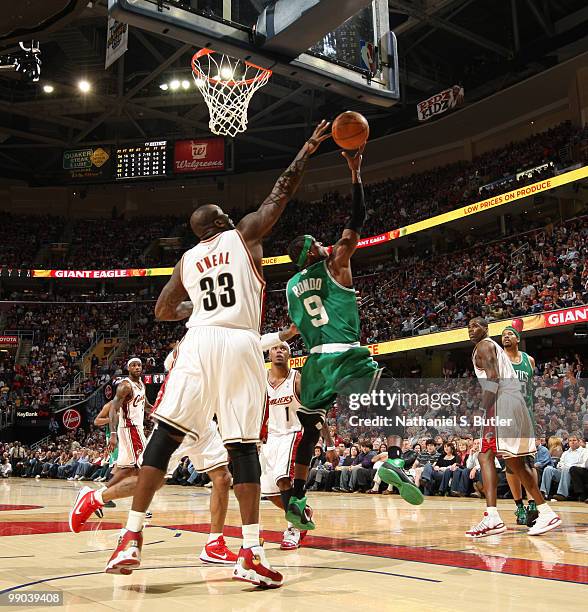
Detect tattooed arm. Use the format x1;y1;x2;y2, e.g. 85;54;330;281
154;262;190;321
238;120;331;244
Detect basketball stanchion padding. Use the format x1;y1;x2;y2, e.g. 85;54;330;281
191;48;272;137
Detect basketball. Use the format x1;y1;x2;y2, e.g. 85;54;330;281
332;111;370;150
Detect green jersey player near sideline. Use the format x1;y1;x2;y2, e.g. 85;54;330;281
283;147;423;531
501;325;538;527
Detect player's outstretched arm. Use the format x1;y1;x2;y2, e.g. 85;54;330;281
259;323;299;351
330;147;365;276
107;381;131;451
94;403;111;427
238;120;331;243
154;262;189;321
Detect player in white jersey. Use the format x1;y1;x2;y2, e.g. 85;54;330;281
69;350;238;564
466;318;560;538
69;358;150;533
259;333;308;550
105;120;331;586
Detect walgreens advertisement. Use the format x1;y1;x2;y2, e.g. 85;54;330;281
174;138;225;174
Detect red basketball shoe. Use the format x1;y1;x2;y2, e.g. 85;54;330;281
199;535;238;564
280;527;306;550
232;544;283;588
69;486;103;533
105;529;143;575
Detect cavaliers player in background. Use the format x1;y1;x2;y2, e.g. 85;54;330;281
69;358;150;532
69;349;239;566
466;318;560;537
105;120;331;587
260;331;309;550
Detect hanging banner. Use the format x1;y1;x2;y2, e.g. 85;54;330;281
417;85;464;122
105;17;128;69
174;138;225;174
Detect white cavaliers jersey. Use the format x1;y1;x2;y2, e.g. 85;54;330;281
472;338;521;396
119;377;146;429
182;229;265;332
266;369;302;435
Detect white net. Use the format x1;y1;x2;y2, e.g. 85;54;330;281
191;49;272;137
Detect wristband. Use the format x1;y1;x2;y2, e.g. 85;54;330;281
297;234;313;269
481;380;499;393
260;331;281;351
326;446;336;451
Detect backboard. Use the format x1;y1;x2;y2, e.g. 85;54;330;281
108;0;399;107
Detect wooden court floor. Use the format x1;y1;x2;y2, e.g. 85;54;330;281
1;479;587;611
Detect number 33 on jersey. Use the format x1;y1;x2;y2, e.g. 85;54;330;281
181;229;265;331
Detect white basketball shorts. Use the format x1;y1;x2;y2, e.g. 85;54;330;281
152;325;267;444
116;425;147;468
165;420;228;476
259;431;302;496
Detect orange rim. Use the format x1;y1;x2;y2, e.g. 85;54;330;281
191;48;272;87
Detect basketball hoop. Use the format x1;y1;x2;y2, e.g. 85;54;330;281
191;48;272;137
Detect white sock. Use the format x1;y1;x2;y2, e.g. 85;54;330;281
537;503;553;514
208;532;222;544
94;487;106;505
126;510;146;532
486;506;500;519
287;522;293;529
242;524;260;549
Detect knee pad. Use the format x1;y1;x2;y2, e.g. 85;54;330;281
226;442;261;485
294;412;323;467
141;422;183;471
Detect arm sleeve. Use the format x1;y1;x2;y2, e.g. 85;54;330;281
260;331;281;352
345;182;366;233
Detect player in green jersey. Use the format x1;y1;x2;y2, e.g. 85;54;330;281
282;147;423;530
502;325;539;527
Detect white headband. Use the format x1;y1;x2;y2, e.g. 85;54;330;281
127;358;142;368
274;341;290;353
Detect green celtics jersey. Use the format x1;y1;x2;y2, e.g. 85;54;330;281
105;424;119;464
286;260;360;350
511;351;534;410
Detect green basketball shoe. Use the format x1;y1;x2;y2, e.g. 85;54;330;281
285;496;316;531
378;459;424;506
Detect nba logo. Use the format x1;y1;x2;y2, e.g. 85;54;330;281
360;41;378;75
191;141;208;159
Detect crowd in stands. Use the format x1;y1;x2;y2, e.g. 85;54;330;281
1;122;586;271
267;122;585;257
0;214;62;270
3;348;588;504
59;216;180;269
302;350;588;498
2;210;588;415
262;215;588;345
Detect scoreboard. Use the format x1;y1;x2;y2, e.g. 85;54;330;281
116;140;168;179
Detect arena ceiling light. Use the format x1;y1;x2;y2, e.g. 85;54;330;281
78;79;91;93
169;79;180;90
42;84;54;93
181;79;190;90
159;82;168;90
